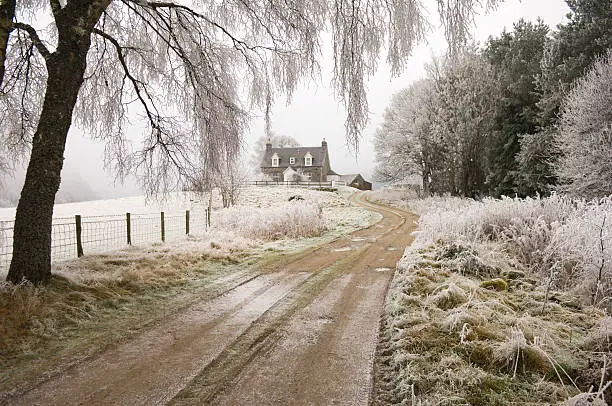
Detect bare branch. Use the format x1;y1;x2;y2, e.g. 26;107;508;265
13;22;50;60
49;0;62;19
92;28;157;125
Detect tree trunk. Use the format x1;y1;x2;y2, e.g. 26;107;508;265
0;0;16;85
7;34;91;284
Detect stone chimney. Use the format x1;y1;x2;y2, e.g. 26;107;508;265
321;138;327;149
266;137;272;151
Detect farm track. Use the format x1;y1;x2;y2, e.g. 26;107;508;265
8;192;418;406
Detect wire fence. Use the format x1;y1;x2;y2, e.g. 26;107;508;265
0;208;211;274
248;180;345;188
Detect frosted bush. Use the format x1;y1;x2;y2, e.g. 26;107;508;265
415;194;576;245
545;198;612;304
213;201;326;240
404;195;473;216
411;194;612;306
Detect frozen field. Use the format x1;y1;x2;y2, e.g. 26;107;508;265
0;186;377;276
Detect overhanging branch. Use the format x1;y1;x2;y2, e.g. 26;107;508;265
13;22;50;60
92;28;157;126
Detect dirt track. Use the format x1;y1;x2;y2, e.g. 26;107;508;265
9;192;418;406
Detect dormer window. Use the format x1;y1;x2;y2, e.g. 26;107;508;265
289;157;295;165
271;153;279;167
304;152;313;166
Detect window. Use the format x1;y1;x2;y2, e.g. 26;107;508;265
304;153;313;166
304;173;312;181
272;173;280;181
289;157;295;165
271;153;279;167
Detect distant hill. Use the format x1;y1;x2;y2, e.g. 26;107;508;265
0;165;100;208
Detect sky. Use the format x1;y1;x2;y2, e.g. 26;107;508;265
2;0;572;204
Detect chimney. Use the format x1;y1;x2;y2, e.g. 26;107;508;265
266;137;272;151
321;138;327;149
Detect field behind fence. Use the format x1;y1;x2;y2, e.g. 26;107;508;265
0;208;211;275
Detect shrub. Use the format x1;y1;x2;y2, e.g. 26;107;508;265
213;201;326;240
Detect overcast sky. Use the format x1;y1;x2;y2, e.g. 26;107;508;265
5;0;572;202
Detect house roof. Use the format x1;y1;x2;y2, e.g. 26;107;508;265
261;146;327;168
338;174;361;183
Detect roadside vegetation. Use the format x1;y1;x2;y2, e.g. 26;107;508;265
0;186;376;399
372;3;611;403
372;191;611;405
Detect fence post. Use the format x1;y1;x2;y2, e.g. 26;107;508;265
126;212;131;245
161;211;165;242
207;207;211;228
185;210;190;235
75;215;84;257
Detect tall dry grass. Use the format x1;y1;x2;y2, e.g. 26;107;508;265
214;201;327;240
411;194;612;308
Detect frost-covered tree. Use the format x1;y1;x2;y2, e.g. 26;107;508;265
374;51;501;197
537;0;612;126
515;129;558;196
0;0;504;283
429;51;501;197
249;132;300;172
373;78;444;195
512;0;612;197
373;81;429;186
555;51;612;199
215;162;247;208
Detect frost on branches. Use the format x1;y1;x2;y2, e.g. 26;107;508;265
0;0;504;283
555;51;612;199
373;51;501;197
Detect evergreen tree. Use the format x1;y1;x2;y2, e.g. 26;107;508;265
484;20;549;197
538;0;612;126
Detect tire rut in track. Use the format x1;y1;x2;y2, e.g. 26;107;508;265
10;271;310;406
171;193;418;405
169;252;363;405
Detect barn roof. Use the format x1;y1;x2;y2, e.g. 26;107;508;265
338;174;361;183
261;146;327;168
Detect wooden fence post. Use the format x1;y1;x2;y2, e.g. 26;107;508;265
75;215;84;257
185;210;190;235
126;212;131;245
161;211;165;242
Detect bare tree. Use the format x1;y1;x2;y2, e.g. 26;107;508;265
1;0;503;283
215;162;247;208
249;132;300;172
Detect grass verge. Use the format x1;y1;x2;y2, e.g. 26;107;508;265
373;241;611;405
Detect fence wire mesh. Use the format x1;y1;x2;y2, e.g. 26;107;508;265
0;210;206;275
